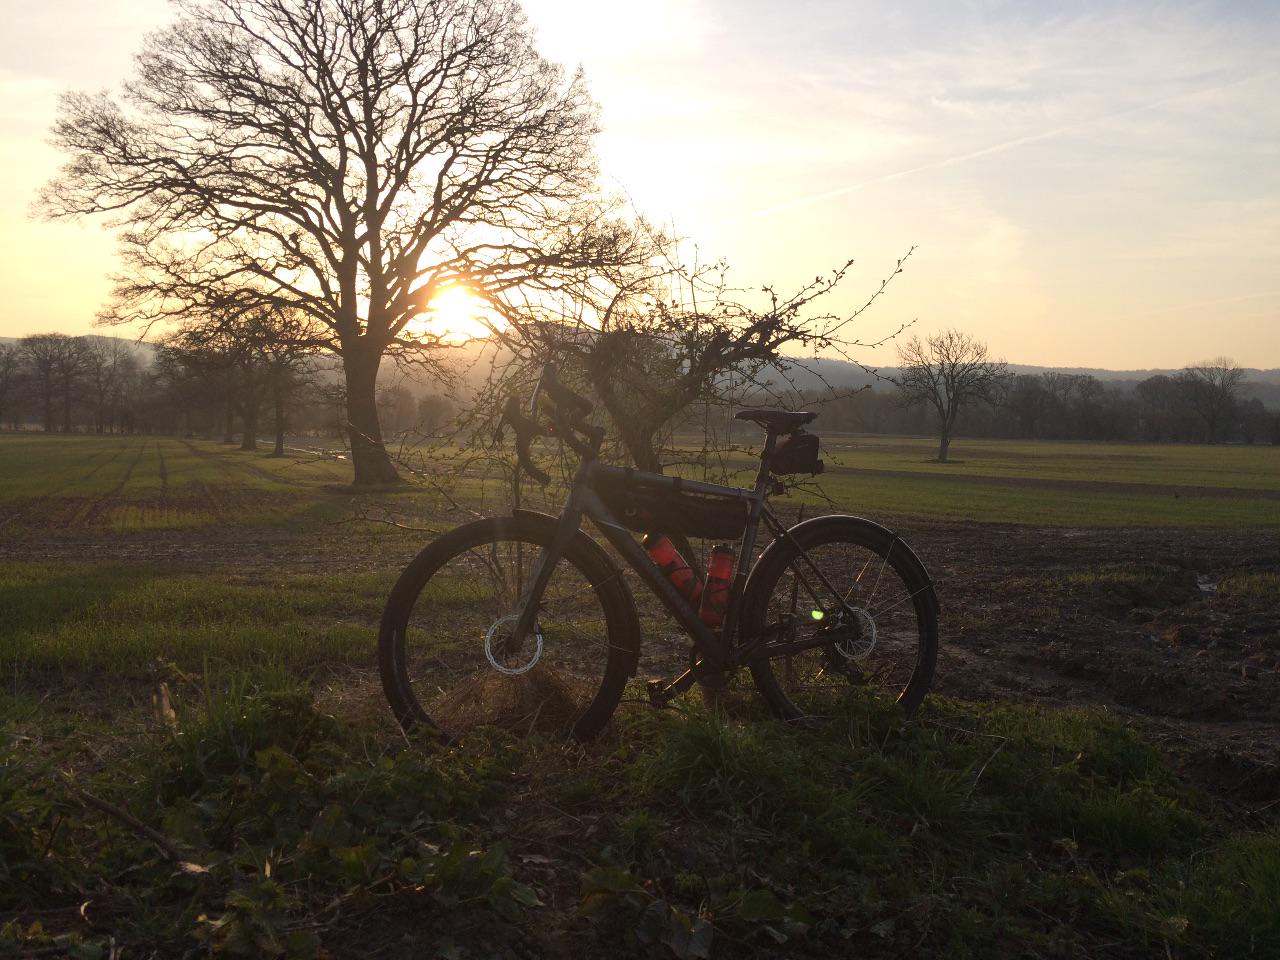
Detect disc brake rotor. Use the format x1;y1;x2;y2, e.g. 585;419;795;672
832;606;877;660
484;614;544;675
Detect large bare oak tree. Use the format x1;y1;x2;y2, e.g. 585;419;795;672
42;0;647;484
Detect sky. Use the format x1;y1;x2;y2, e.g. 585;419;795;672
1;0;1278;369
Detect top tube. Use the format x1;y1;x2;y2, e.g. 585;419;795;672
590;463;757;502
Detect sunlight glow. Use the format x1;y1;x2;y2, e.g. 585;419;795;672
411;286;494;344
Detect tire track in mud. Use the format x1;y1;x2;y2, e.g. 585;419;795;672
177;441;274;522
157;441;169;505
81;442;127;480
194;480;229;524
1;440;131;530
78;438;150;528
179;439;307;488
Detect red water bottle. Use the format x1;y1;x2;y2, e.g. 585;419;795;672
643;534;703;605
699;545;735;628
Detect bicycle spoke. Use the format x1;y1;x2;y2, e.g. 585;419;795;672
393;529;622;739
752;529;934;719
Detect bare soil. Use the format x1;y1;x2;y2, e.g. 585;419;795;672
908;520;1280;816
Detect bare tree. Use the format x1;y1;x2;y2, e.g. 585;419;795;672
1180;357;1245;444
1004;374;1048;438
895;328;1006;462
251;309;323;457
20;335;75;432
504;254;912;473
42;0;652;484
82;338;139;433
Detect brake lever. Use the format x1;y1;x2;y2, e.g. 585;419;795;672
498;396;551;485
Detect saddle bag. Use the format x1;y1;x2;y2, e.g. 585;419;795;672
770;431;824;476
595;475;748;540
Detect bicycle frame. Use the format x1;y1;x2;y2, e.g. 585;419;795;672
507;430;857;704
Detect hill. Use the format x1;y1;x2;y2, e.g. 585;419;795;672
5;333;1278;409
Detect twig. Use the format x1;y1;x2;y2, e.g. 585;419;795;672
965;738;1009;799
69;782;188;865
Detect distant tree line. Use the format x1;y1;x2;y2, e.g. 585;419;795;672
8;329;1273;458
0;333;456;448
814;356;1279;446
1;335;144;435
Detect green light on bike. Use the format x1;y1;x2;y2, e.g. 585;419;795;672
810;609;825;621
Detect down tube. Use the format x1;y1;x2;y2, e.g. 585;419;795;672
580;489;725;668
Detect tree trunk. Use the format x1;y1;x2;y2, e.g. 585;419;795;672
240;401;258;451
937;433;950;462
222;384;236;444
271;375;286;457
62;379;73;433
343;348;400;486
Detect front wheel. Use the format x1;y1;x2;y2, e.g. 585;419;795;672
379;514;641;742
740;515;939;721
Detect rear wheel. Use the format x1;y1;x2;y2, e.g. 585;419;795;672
741;516;938;720
379;515;640;741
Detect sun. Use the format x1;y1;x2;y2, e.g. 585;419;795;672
412;285;494;343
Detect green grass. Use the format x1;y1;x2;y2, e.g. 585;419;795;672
1218;570;1280;599
4;672;1275;957
4;432;1278;530
0;435;354;531
582;697;1278;957
4;433;1277;955
668;434;1280;528
788;469;1280;527
816;436;1280;490
0;561;392;673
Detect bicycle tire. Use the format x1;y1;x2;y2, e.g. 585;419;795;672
740;515;939;720
379;512;641;741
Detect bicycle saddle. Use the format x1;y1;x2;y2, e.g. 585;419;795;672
733;409;816;433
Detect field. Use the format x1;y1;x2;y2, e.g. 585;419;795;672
2;434;1277;534
3;433;1279;958
729;435;1280;528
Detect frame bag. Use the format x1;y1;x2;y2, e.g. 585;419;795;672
595;476;748;540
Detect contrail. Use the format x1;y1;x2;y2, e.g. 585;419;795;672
1109;289;1280;323
737;69;1275;223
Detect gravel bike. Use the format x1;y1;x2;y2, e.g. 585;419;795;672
379;365;939;741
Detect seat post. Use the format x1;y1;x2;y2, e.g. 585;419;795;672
751;429;780;492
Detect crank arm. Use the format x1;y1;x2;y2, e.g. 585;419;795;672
645;656;720;706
